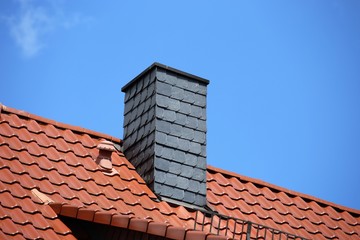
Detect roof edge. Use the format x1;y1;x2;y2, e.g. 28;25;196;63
207;165;360;215
121;62;210;92
50;203;225;240
0;104;122;144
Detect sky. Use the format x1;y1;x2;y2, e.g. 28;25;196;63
1;0;360;210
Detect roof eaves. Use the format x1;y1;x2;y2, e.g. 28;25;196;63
49;203;229;240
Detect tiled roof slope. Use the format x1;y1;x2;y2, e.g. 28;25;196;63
0;104;359;240
207;166;360;240
0;105;228;240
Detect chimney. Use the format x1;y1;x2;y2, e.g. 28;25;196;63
121;63;209;207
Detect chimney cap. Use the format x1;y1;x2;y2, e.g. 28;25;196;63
121;62;209;93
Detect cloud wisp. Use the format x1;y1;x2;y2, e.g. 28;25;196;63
9;1;52;57
5;0;92;58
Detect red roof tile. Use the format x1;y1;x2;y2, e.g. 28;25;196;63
0;104;359;240
207;165;360;239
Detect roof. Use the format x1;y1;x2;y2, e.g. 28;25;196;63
0;104;359;240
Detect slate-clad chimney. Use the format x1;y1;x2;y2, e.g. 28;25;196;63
121;63;209;207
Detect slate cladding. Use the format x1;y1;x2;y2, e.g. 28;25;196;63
122;63;209;207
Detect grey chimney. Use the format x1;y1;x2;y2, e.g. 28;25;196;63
121;63;209;207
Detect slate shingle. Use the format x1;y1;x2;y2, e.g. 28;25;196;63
122;63;209;207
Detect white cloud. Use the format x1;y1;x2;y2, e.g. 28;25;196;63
9;0;52;57
4;0;92;58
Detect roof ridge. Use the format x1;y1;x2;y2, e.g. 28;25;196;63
0;104;122;144
207;165;360;215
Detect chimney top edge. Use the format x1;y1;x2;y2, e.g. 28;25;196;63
121;62;209;93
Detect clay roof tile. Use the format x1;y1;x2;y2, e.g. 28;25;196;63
62;129;79;144
1;105;359;240
26;120;43;134
44;125;61;139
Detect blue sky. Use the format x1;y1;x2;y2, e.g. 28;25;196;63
1;1;360;210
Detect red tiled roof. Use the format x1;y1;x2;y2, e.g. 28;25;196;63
0;104;359;240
